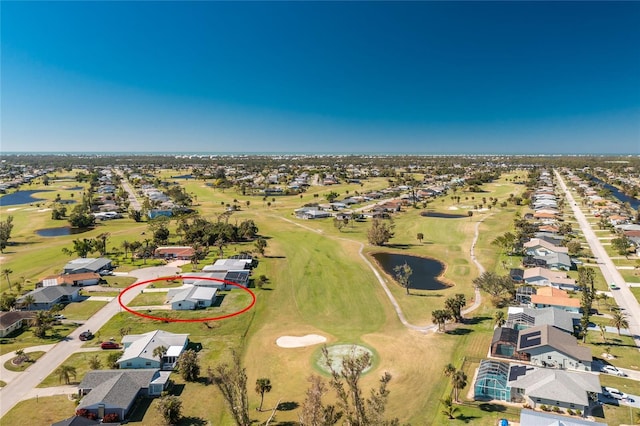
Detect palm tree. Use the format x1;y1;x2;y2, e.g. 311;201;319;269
2;268;12;290
121;240;131;260
21;294;36;311
451;370;468;403
611;311;629;336
440;396;458;419
153;345;167;367
493;310;506;328
599;324;607;344
255;377;272;411
96;232;110;256
56;364;77;385
443;363;456;378
431;310;451;332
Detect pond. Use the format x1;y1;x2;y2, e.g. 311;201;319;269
36;227;88;237
372;252;449;290
172;174;194;179
589;175;640;210
421;211;468;219
0;190;52;206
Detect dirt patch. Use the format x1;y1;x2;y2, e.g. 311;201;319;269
276;334;327;348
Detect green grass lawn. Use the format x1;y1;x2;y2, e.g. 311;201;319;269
38;350;115;387
3;351;45;372
128;291;168;307
61;300;108;320
0;324;76;355
1;395;76;425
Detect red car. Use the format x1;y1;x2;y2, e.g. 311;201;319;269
100;341;120;350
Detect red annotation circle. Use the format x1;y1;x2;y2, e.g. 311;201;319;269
118;276;256;323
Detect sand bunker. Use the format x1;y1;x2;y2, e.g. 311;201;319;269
276;334;327;348
448;206;459;210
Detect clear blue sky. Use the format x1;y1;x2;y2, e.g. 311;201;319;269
2;1;639;154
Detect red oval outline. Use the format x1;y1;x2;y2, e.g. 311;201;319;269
118;275;256;323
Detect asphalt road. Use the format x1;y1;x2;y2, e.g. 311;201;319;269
555;170;640;348
0;265;180;418
114;168;141;211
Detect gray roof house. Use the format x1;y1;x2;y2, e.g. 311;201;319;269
63;258;113;275
168;286;217;310
517;325;592;371
77;369;170;421
519;409;608;426
0;311;34;337
508;365;601;412
51;416;100;426
507;307;580;335
17;286;81;310
534;252;572;271
118;330;189;370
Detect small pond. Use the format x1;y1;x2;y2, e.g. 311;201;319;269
0;190;52;206
421;211;467;219
172;174;194;179
36;227;89;237
372;252;448;290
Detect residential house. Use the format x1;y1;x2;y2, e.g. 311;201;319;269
490;327;527;360
63;258;113;275
168;286;217;310
516;325;592;371
201;258;252;272
530;287;581;313
294;207;332;220
524;239;568;257
118;330;189;370
183;270;250;290
507;307;579;335
41;272;101;287
508;365;601;412
77;369;170;421
523;267;577;291
519;409;608;426
0;311;34;337
154;246;194;260
17;286;81;310
534;252;572;271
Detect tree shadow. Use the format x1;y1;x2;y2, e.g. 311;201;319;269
178;416;207;425
265;255;286;259
186;341;203;352
384;243;414;250
170;383;185;396
410;293;444;298
464;316;491;325
211;294;226;307
457;413;480;423
277;401;299;411
479;403;507;412
445;328;473;336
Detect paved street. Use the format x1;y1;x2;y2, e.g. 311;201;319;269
555;170;640;349
0;264;181;418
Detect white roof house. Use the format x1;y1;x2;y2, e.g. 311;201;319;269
118;330;189;370
202;258;251;272
168;286;217;310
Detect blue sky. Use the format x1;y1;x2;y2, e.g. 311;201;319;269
2;1;639;154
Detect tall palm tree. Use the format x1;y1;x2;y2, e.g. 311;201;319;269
2;268;13;290
255;378;272;411
493;310;506;328
22;294;36;311
611;311;629;336
96;232;110;256
121;240;131;260
451;370;468;403
56;364;77;385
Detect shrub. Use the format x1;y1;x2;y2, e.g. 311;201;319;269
540;404;549;411
552;406;560;413
75;409;98;420
567;409;574;415
102;413;119;423
576;410;582;416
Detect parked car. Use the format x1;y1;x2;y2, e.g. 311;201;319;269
602;365;627;376
79;331;94;341
53;314;66;320
100;341;120;350
603;387;627;400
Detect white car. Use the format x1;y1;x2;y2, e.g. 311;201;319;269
601;365;627;377
53;314;66;320
603;387;627;400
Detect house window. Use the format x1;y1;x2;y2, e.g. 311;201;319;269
126;362;132;366
547;356;552;360
146;361;151;366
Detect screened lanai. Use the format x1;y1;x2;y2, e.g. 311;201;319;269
474;360;510;401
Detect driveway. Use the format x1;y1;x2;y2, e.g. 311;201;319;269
0;264;181;419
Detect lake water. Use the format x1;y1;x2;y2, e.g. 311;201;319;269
590;176;640;210
36;227;88;237
421;211;467;219
0;190;52;206
371;252;448;290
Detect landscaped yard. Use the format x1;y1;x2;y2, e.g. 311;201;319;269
38;350;116;387
61;300;108;320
